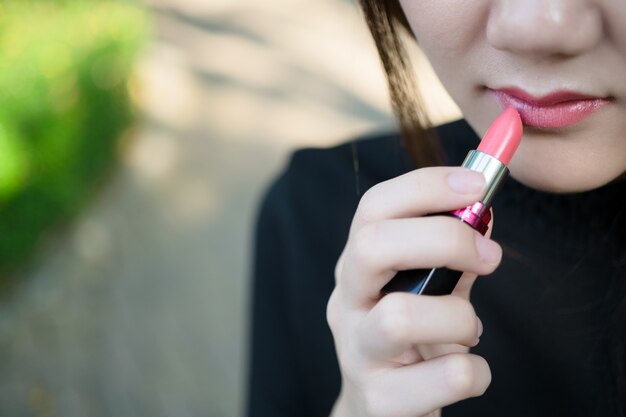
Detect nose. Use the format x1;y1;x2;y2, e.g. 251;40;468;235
486;0;603;57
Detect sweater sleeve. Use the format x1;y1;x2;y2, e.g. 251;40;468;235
245;169;311;417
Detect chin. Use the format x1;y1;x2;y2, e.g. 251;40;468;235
507;141;626;193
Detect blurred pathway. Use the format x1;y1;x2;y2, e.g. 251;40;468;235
0;1;458;416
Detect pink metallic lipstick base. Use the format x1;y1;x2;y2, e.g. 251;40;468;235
451;202;491;236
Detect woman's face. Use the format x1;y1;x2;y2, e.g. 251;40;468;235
399;0;626;192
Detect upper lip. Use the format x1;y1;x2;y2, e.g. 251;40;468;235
490;87;609;106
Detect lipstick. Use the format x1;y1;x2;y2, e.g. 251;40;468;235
382;108;523;295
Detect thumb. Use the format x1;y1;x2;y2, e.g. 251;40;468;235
451;209;495;300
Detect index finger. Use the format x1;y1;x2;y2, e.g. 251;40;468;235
350;167;486;232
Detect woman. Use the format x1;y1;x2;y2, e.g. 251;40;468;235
247;1;626;416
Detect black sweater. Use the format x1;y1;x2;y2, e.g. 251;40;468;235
246;119;626;417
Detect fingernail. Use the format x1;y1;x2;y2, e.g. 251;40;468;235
474;234;502;265
476;316;483;338
447;170;486;194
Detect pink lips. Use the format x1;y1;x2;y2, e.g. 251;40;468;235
490;87;611;129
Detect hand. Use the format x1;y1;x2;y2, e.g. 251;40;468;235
327;166;502;417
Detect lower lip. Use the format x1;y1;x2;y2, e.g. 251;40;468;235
490;90;611;129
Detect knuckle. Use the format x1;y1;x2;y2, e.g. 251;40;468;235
434;217;475;266
374;294;411;345
409;169;427;197
357;185;383;223
431;217;460;252
450;297;478;338
444;218;472;253
334;251;345;281
442;354;477;397
475;356;492;395
326;290;340;332
411;167;440;197
351;223;384;270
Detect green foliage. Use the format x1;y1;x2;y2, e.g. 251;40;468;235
0;1;148;276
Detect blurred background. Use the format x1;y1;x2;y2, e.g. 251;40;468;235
0;0;459;416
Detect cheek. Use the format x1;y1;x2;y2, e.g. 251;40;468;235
605;2;626;54
399;0;491;114
399;0;487;58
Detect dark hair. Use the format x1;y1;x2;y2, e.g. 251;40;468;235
357;0;443;169
358;0;626;415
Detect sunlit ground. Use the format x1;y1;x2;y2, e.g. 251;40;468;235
0;0;459;416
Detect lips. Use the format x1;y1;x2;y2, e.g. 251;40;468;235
489;87;611;129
